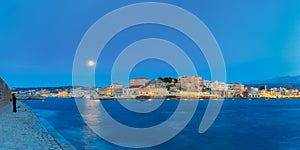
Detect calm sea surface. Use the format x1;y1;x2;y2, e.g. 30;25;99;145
25;98;300;150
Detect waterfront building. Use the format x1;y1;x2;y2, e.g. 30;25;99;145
130;78;150;86
137;79;168;97
210;81;228;91
285;88;298;96
246;87;260;98
139;88;150;95
106;83;123;97
123;85;141;97
260;89;277;99
57;91;70;98
112;88;123;97
227;82;245;97
178;76;203;92
227;82;245;92
180;91;202;99
139;87;167;97
71;88;86;98
211;90;227;98
224;90;235;98
104;87;112;96
202;80;212;89
269;88;280;96
94;88;105;96
110;83;123;89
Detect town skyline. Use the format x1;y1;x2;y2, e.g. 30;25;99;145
10;75;300;100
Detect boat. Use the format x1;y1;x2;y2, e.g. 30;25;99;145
27;96;46;100
165;94;177;99
135;95;151;99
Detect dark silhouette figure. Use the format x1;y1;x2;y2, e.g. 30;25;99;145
12;93;17;112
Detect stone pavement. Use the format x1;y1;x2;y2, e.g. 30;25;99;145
0;102;75;150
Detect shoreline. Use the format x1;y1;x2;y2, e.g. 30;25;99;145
22;103;76;150
45;97;300;100
0;102;75;149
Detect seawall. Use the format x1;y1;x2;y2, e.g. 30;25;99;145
0;78;10;109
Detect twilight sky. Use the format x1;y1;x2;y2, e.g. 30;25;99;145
0;0;300;87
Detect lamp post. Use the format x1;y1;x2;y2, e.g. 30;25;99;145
87;60;96;99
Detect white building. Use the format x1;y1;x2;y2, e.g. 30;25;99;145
108;83;124;97
210;81;228;91
248;87;260;98
123;85;141;97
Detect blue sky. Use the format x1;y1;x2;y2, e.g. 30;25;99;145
0;0;299;87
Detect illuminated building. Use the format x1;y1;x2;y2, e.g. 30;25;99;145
57;91;70;97
107;83;123;97
130;78;150;86
124;85;141;96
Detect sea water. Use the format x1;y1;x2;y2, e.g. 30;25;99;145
26;98;300;150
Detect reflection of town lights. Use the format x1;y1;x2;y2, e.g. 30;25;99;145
87;60;96;67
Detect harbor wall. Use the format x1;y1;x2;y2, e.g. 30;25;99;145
0;78;10;109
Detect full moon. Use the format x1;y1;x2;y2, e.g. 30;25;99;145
87;60;96;67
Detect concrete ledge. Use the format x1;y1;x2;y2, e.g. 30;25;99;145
0;102;75;149
22;103;76;150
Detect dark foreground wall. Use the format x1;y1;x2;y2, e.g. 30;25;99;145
0;78;10;109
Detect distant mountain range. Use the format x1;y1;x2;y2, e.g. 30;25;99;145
244;75;300;89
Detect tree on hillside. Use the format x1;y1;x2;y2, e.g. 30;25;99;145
259;85;266;90
157;77;178;83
